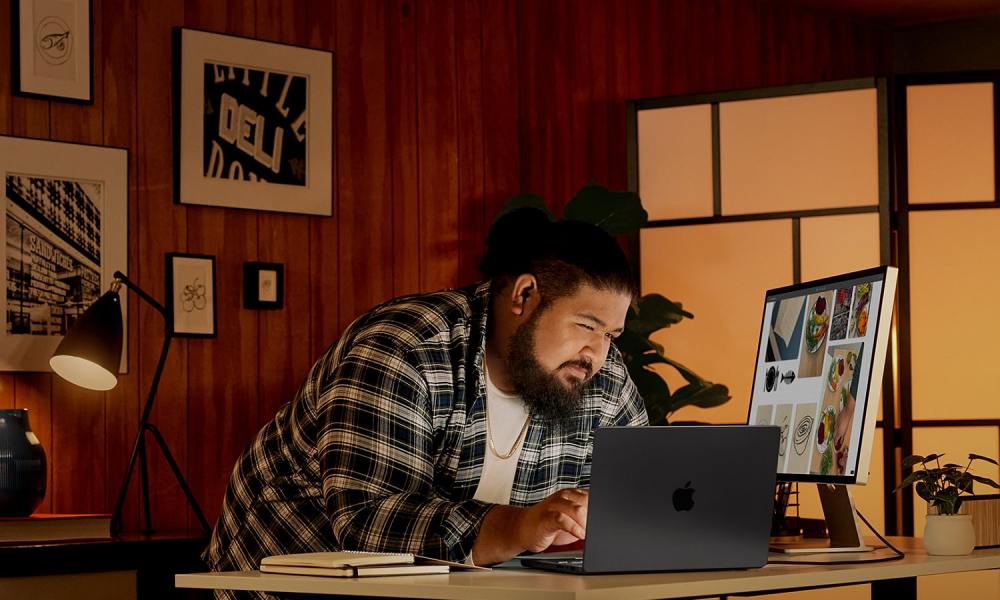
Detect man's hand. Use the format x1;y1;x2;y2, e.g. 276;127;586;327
516;488;588;552
471;488;589;565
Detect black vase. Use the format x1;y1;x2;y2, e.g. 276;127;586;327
0;409;47;516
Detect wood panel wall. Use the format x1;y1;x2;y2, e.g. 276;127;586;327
0;0;888;531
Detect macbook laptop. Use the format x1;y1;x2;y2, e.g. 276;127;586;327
521;425;779;574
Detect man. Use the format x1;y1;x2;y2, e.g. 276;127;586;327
205;208;647;586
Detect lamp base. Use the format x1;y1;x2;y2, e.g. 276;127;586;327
112;422;210;535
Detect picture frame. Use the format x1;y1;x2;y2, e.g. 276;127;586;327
12;0;93;102
243;262;284;310
166;253;217;338
174;27;333;216
1;135;127;371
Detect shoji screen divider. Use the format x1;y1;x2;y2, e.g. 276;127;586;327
628;72;1000;600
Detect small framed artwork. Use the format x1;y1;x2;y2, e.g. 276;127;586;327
166;253;217;338
12;0;93;102
175;27;333;215
1;135;127;371
243;262;284;310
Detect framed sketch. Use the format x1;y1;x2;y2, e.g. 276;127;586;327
243;262;283;310
12;0;93;102
1;135;127;371
175;27;333;215
166;253;216;338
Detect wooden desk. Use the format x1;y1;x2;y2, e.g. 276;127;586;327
1;531;209;600
175;538;1000;600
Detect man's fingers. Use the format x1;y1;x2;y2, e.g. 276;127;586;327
559;488;589;501
554;511;586;540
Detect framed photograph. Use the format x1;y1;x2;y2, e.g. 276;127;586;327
1;135;127;371
166;253;216;338
12;0;93;102
175;27;333;215
243;262;284;310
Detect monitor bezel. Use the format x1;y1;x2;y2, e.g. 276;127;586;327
746;265;897;485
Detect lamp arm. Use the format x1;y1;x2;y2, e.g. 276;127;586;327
109;270;209;533
113;271;169;322
111;271;171;427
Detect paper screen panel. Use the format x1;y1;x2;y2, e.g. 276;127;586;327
907;83;995;204
911;427;1000;539
639;221;792;424
799;213;881;281
637;105;714;220
909;210;1000;420
719;88;878;215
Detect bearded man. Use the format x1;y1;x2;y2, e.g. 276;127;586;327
204;208;647;594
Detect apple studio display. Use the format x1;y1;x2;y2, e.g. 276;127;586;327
748;267;897;484
746;267;899;554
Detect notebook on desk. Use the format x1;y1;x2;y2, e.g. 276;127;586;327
260;550;486;577
520;426;779;574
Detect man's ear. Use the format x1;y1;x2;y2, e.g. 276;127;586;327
510;274;538;317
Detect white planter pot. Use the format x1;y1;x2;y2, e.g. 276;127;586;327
923;514;975;556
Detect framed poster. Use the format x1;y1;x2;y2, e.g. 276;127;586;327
175;27;333;215
243;262;283;310
166;253;216;338
1;136;127;371
12;0;93;102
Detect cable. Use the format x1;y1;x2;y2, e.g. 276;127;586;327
766;509;906;565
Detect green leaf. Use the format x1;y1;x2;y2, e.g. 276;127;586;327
902;455;926;468
970;474;1000;489
631;367;670;403
627;294;694;336
970;453;1000;466
923;453;944;463
637;352;670;368
657;355;704;386
615;328;659;357
915;480;932;502
494;194;555;225
633;367;671;426
667;382;731;412
562;184;649;235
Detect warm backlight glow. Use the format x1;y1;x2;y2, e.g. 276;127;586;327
638;104;714;220
909;209;1000;420
50;355;118;391
640;220;792;424
907;82;995;204
719;88;878;215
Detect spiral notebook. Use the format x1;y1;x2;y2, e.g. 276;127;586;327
260;550;486;577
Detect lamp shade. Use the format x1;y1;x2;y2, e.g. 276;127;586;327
49;290;123;391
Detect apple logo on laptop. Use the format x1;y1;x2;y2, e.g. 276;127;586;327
672;481;695;511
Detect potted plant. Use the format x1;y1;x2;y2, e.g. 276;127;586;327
894;453;1000;555
497;183;731;424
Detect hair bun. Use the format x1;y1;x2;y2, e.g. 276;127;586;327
479;207;552;278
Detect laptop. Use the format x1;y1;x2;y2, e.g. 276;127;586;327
520;425;779;574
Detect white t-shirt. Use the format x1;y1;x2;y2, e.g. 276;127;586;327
473;369;530;505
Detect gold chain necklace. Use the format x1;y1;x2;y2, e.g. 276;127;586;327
484;363;531;460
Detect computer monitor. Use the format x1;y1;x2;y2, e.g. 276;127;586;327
747;266;898;552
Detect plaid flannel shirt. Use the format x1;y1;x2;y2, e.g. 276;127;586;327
204;281;646;589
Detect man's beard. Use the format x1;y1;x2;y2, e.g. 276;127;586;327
506;308;592;430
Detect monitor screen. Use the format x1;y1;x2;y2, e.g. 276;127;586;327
747;266;897;485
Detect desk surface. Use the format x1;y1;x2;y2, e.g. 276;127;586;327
176;538;1000;600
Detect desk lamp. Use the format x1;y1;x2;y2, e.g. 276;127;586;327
50;270;210;534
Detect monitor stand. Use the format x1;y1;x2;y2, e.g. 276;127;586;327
769;484;873;554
